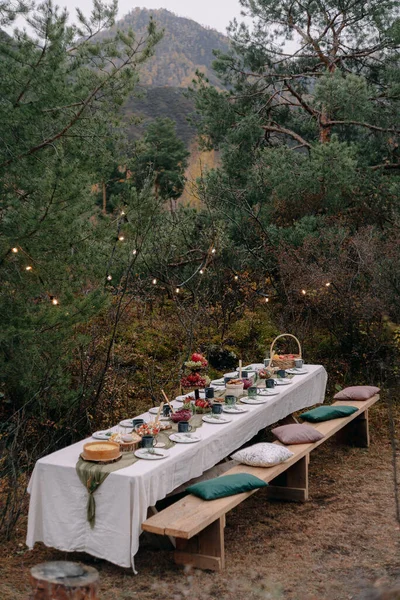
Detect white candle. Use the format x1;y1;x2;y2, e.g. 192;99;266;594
239;359;242;379
155;402;164;424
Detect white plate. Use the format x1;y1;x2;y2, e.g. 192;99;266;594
257;389;280;396
274;379;293;385
202;414;232;424
244;363;264;370
240;397;270;404
286;368;308;375
223;371;238;378
222;405;248;414
134;448;169;460
169;433;202;444
210;378;225;386
92;430;114;440
119;419;135;427
149;407;160;414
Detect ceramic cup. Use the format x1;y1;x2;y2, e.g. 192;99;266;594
248;386;258;398
205;387;215;399
141;435;156;448
224;375;234;385
132;418;145;431
277;369;287;378
241;371;248;379
162;405;171;417
266;379;275;388
178;421;192;433
294;359;304;369
225;395;236;406
263;358;271;368
212;403;223;414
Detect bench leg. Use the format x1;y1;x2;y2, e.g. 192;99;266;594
338;409;370;448
174;516;225;572
266;456;309;502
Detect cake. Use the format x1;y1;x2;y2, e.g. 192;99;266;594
82;441;120;461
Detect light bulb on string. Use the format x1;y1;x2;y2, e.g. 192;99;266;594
51;298;59;305
12;247;18;253
211;248;216;254
132;249;137;255
107;275;112;281
199;269;204;275
120;210;125;216
175;287;180;294
234;275;238;281
25;266;32;271
152;278;157;285
118;235;125;242
301;289;307;295
325;282;331;287
265;297;269;303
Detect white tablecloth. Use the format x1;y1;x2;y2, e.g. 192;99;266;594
26;365;327;570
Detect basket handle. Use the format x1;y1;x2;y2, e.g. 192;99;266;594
269;334;302;361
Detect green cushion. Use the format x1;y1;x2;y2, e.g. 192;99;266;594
301;405;358;422
187;473;268;500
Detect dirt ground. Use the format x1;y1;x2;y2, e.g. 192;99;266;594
1;402;399;600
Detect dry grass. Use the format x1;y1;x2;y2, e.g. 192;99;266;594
1;402;399;600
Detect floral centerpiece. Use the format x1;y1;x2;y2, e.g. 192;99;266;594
180;352;210;400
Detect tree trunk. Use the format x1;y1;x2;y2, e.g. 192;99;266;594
30;561;99;600
102;181;107;215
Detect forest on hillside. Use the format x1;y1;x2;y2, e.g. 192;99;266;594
0;0;399;567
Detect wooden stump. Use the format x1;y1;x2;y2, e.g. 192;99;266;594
30;562;99;600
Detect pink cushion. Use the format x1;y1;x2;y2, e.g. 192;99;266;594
271;424;324;445
333;385;380;401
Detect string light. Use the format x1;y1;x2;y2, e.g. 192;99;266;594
301;289;307;295
175;287;180;293
199;269;204;275
12;247;18;253
265;297;269;302
51;298;59;305
234;275;238;281
107;275;112;281
325;282;331;287
25;266;32;271
120;210;125;216
132;249;137;255
211;248;216;254
118;235;125;242
152;278;157;285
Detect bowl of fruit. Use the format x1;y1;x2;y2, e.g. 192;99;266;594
170;408;193;423
193;398;212;413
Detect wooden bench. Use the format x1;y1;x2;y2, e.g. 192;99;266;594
142;395;379;572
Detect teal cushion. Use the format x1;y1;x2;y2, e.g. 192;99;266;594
187;473;268;500
301;405;358;422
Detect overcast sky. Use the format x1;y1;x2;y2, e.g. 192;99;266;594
15;0;245;34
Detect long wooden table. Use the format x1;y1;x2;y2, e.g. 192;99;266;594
26;365;327;572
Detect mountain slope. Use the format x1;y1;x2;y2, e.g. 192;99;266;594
109;8;230;88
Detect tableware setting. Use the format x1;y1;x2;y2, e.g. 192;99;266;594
286;368;308;375
169;432;202;444
240;396;271;404
222;405;248;414
134;448;169;460
91;430;114;440
274;379;293;386
202;414;232;424
256;388;280;396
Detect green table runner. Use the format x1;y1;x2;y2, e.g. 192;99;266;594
76;413;204;527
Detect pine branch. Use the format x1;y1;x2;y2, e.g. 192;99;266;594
262;124;312;149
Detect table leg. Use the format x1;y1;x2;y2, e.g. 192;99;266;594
174;516;225;572
266;455;309;502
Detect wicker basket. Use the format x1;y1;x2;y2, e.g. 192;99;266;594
269;334;302;370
